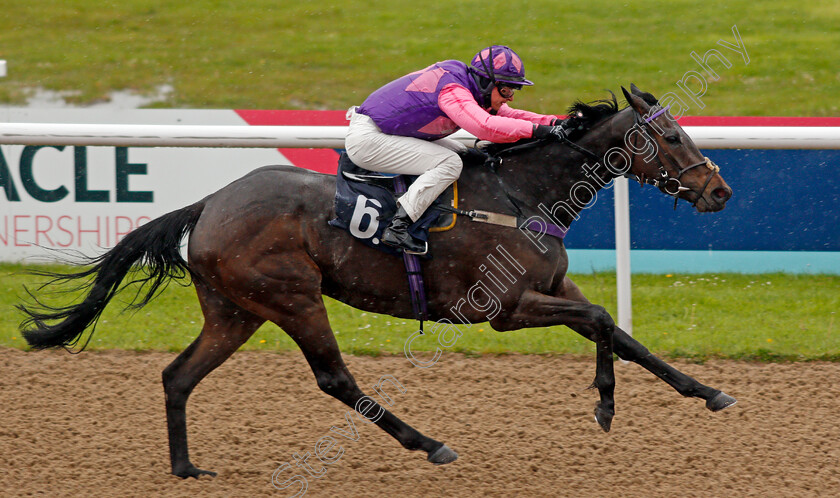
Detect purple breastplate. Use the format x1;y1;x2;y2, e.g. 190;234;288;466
358;60;485;140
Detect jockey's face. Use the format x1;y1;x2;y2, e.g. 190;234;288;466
490;85;514;112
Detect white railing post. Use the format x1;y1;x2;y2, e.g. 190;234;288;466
614;176;632;336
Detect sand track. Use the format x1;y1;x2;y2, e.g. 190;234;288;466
2;348;839;497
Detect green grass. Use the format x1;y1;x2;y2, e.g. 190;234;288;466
0;4;837;361
1;1;838;115
2;264;837;361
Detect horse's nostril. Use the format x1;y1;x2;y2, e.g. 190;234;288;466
713;187;731;201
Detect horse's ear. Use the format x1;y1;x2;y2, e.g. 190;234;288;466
622;86;651;114
621;86;633;103
630;83;659;106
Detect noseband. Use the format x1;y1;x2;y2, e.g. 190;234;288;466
626;106;721;208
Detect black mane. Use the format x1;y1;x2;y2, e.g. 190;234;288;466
564;91;624;134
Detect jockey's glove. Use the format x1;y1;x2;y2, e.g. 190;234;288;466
533;124;570;141
458;147;500;171
459;147;491;164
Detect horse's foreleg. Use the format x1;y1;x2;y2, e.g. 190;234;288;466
559;277;736;411
494;289;616;432
162;282;265;479
612;327;736;410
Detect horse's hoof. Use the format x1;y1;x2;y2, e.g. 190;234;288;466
594;405;614;433
174;464;218;479
427;444;458;465
706;391;737;412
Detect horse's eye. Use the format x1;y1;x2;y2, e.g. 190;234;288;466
665;134;681;144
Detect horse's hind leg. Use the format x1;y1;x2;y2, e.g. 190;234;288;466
266;291;457;465
559;277;736;411
162;280;265;478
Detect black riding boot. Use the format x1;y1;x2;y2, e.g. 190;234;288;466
382;206;428;255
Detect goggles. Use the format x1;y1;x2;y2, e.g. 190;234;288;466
496;84;518;99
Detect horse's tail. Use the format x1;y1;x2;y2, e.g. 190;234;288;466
19;201;206;351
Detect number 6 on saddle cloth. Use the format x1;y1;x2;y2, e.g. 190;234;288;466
328;151;458;259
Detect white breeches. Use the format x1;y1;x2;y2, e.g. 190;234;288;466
345;109;466;222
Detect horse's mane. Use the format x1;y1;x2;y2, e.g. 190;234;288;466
564;91;623;133
482;91;631;158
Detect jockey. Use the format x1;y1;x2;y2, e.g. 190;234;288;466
345;45;569;255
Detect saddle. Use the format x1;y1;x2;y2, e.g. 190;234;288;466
327;146;568;330
328;152;459;258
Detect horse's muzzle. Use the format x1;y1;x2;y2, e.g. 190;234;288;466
695;185;732;212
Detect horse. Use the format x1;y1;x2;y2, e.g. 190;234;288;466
19;85;735;478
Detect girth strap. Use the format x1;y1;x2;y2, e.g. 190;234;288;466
434;204;568;240
393;176;429;331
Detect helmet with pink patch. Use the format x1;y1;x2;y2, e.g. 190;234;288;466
469;45;534;87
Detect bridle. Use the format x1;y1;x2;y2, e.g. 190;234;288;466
626;105;721;209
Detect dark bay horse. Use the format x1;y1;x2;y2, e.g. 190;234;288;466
20;86;735;478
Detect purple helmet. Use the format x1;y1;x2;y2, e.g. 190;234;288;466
469;45;534;87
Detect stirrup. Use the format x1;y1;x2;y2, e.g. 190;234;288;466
403;240;428;256
382;228;428;255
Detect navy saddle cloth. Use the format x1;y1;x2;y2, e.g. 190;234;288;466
328;152;455;257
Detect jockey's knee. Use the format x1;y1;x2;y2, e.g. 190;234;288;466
437;154;463;182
